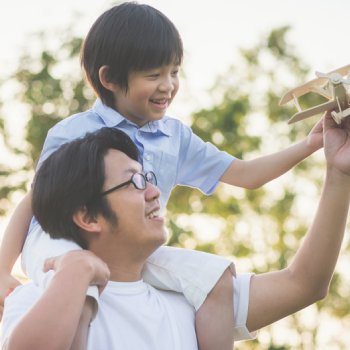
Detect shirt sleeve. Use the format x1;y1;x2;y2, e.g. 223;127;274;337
1;283;41;346
36;124;72;170
177;124;235;194
233;273;257;341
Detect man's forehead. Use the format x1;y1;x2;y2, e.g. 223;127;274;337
104;149;142;173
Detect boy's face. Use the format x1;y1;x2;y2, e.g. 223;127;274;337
113;63;180;126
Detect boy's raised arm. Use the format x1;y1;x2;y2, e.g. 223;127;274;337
221;118;324;189
0;192;33;318
245;113;350;332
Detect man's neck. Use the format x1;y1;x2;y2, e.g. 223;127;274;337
107;260;144;282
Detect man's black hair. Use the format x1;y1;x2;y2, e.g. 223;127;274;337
81;2;183;107
32;127;139;248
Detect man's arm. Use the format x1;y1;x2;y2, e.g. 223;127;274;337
246;113;350;332
221;118;323;189
3;251;109;350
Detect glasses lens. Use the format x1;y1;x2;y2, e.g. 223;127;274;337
146;172;157;186
133;173;146;190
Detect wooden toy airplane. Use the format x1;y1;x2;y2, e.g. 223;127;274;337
279;64;350;125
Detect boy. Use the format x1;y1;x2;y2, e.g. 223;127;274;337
0;3;323;348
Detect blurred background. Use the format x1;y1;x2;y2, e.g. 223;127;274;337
1;1;350;349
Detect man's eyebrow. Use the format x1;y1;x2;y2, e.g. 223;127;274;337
123;166;142;175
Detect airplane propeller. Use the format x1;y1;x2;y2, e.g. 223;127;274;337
315;71;350;85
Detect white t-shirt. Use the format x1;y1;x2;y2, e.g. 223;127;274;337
1;274;254;349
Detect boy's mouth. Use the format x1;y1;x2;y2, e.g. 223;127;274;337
150;98;169;107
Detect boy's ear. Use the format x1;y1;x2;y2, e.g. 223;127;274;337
99;65;120;92
73;206;101;233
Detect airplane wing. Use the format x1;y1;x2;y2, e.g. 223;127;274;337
287;100;337;124
280;64;350;105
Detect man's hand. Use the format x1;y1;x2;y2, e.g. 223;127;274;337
323;112;350;175
0;272;21;321
43;250;110;295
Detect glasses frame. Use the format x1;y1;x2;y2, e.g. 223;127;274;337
101;171;157;196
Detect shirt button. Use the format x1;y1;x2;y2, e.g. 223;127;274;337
145;154;151;161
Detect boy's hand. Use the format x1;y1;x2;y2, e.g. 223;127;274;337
306;116;324;152
0;272;21;321
323;112;350;175
43;250;110;295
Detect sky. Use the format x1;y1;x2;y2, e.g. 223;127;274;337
1;0;350;118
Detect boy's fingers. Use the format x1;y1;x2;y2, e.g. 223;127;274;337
43;257;56;272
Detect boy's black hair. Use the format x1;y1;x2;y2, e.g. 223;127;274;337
81;2;183;107
32;128;139;248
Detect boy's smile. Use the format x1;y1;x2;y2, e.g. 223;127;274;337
113;64;180;126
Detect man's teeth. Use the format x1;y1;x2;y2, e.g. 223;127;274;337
147;210;160;219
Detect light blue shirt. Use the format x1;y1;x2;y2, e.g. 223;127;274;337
37;99;234;209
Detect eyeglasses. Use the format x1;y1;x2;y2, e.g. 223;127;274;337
101;171;157;196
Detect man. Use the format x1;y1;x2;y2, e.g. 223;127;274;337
2;113;350;349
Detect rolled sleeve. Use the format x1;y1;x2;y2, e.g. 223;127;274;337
233;273;256;341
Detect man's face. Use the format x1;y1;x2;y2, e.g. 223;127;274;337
100;149;167;259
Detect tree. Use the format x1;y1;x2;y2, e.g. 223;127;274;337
1;26;349;349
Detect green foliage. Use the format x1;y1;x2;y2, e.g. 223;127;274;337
0;31;94;213
1;24;349;350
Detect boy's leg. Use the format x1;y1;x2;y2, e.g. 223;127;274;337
143;246;235;310
195;268;234;350
143;247;236;349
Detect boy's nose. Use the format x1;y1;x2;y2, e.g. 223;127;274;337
159;77;175;93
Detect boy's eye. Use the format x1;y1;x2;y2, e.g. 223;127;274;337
171;70;179;77
146;73;160;79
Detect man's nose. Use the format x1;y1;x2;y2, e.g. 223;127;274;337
145;182;161;201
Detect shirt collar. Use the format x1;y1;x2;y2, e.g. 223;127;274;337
92;99;125;127
92;99;172;136
142;119;172;136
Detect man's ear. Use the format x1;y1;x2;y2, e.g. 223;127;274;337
99;65;119;92
73;206;102;233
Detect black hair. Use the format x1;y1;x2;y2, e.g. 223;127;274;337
32;127;139;248
81;2;183;107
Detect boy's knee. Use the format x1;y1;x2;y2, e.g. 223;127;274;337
211;267;234;298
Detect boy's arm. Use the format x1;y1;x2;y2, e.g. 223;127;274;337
221;118;323;189
0;193;32;273
0;193;33;317
245;113;350;332
3;250;109;350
